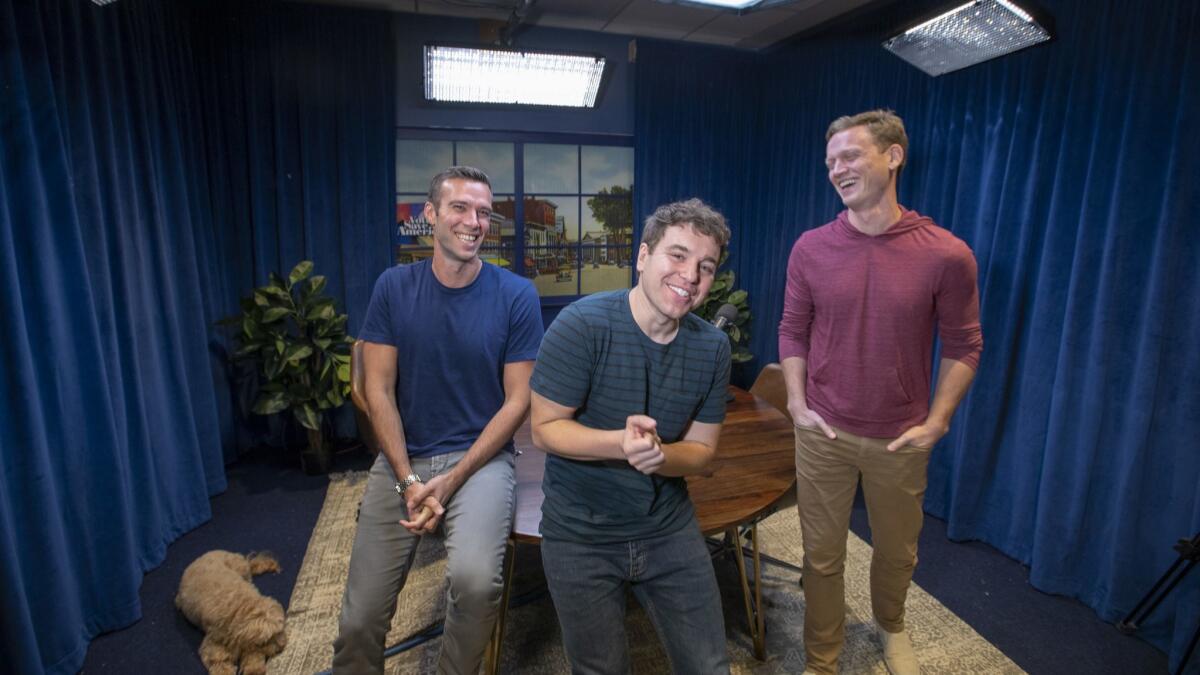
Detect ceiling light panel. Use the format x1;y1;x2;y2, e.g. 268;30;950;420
679;0;761;7
883;0;1051;77
424;45;606;108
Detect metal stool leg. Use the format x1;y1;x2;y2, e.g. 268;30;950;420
729;524;766;660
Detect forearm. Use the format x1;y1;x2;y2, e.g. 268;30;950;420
532;417;625;462
655;440;716;477
780;356;808;406
924;357;977;430
366;388;414;480
442;397;529;489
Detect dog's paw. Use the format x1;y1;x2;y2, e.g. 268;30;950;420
246;552;281;575
239;651;268;675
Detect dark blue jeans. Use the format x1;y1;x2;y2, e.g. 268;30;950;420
541;518;730;675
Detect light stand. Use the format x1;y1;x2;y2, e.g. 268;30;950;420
1117;533;1200;675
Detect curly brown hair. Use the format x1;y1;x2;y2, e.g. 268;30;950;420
641;198;731;258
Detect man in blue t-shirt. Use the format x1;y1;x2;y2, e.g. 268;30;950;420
333;167;543;675
530;198;733;674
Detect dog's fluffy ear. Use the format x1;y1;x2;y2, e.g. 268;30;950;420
246;552;281;576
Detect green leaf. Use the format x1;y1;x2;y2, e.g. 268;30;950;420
261;307;290;323
260;284;291;301
295;402;320;431
306;303;336;322
266;354;287;379
729;325;742;342
337;363;350;382
306;275;327;297
332;352;351;364
252;391;289;416
708;280;727;294
286;344;314;363
314;337;332;350
233;343;261;359
275;339;285;354
727;289;747;305
731;349;754;364
289;260;314;285
253;290;270;307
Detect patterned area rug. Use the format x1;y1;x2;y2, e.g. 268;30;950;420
268;472;1024;674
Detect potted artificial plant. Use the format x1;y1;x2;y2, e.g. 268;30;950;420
219;261;353;473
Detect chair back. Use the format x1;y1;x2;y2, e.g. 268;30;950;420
749;362;797;512
749;362;791;423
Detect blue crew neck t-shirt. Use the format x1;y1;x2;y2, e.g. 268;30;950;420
358;259;544;458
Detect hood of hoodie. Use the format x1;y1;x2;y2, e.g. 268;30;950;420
833;207;934;239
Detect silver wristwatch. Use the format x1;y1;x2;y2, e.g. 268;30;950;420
395;473;422;496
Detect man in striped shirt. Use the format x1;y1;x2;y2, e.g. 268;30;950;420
530;199;733;674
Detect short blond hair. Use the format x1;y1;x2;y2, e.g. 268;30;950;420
826;109;908;171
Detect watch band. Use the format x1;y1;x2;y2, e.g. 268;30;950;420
395;473;423;496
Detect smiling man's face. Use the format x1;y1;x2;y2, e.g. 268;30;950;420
635;222;720;323
426;178;493;265
825;125;902;211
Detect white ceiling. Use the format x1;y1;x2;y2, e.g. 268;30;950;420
302;0;881;50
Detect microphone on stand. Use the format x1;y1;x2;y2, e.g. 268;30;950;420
711;303;741;402
712;303;739;331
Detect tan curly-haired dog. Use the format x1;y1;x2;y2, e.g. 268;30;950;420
176;550;287;675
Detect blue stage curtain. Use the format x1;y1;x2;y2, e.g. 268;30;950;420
635;0;1199;669
0;0;393;672
188;0;395;447
1;2;223;672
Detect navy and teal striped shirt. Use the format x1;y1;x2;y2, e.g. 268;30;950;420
531;289;731;543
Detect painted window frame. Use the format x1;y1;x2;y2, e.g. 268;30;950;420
396;127;636;307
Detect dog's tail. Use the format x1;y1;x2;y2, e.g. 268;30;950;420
246;551;281;576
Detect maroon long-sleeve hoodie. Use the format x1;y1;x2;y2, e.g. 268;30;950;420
778;208;983;438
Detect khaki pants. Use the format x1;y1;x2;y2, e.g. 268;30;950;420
794;425;931;674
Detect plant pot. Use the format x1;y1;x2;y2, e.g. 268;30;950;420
301;429;333;475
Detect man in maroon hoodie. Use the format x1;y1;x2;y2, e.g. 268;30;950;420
778;109;983;675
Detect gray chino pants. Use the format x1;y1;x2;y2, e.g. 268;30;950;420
332;449;515;675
